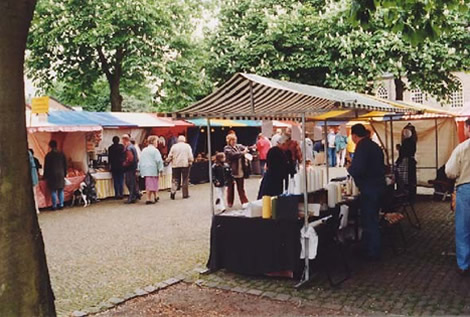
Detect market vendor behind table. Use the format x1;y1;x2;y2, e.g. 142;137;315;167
347;123;386;260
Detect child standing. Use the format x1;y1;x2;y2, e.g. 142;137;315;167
212;152;232;212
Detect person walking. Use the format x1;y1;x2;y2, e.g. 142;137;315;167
301;133;314;163
139;135;164;204
224;134;249;207
122;134;139;204
335;131;348;167
167;135;194;200
348;124;386;260
28;149;40;214
284;128;302;176
44;140;67;211
327;128;337;167
108;136;125;199
346;134;356;163
256;133;271;176
446;119;470;275
212;152;232;212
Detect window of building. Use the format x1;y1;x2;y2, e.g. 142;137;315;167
449;80;464;108
376;85;389;99
410;88;423;104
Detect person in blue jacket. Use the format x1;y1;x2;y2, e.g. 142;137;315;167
347;124;386;260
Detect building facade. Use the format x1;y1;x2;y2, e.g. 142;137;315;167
376;72;469;115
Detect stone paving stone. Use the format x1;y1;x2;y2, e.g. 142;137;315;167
246;289;263;296
163;277;180;286
108;297;124;305
134;288;148;296
154;282;168;290
261;291;277;299
144;286;157;293
274;293;291;301
85;307;101;314
231;286;248;293
123;292;137;301
72;311;87;317
98;302;114;310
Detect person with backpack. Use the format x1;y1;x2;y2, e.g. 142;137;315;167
122;134;139;204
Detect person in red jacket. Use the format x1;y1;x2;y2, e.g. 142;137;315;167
256;133;271;176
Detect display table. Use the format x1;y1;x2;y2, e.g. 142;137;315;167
190;161;209;184
207;215;302;276
36;175;86;209
93;166;173;199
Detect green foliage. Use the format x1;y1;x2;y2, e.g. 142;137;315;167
207;0;470;99
349;0;469;44
27;0;210;111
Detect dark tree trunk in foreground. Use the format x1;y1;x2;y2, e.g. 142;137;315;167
394;78;405;101
0;1;56;316
110;76;123;112
98;47;124;112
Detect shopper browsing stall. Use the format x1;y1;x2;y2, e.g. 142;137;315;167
284;128;302;176
257;135;289;199
347;124;386;260
256;133;271;176
108;136;125;199
122;134;140;204
44;140;67;210
327;128;337;167
139;135;164;204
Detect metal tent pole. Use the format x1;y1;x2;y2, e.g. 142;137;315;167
390;117;395;171
434;118;439;175
324;120;329;182
302;113;310;281
207;118;215;215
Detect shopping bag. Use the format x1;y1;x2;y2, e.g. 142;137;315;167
276;194;299;220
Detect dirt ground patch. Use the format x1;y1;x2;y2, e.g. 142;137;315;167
96;282;346;317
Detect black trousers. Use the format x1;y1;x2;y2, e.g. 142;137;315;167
172;167;190;197
125;170;139;202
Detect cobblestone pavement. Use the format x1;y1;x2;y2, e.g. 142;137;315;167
39;178;261;316
199;197;470;316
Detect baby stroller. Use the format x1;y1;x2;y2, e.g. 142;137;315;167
83;172;98;204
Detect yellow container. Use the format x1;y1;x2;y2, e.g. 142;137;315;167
262;195;272;219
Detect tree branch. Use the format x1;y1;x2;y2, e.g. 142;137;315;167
97;47;112;82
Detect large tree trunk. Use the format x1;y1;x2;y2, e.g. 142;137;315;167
110;76;123;112
394;78;405;101
0;1;56;316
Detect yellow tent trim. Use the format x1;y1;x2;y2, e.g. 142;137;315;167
312;110;351;120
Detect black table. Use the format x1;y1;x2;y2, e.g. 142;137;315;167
207;215;302;276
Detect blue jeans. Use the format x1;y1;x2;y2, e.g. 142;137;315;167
260;160;266;177
328;148;336;167
456;183;470;270
112;170;124;197
51;188;64;209
360;188;383;257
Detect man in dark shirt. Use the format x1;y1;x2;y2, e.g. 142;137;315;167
122;134;139;204
348;124;386;260
108;136;125;199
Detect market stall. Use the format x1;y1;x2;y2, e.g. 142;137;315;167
91;112;175;197
27;110;103;208
170;73;422;287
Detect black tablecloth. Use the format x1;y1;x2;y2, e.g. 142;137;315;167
207;216;302;275
190;161;209;184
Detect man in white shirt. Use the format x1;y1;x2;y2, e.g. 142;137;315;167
301;133;314;163
167;135;194;200
446;119;470;275
270;129;283;147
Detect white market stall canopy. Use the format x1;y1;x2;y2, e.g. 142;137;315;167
171;73;418;120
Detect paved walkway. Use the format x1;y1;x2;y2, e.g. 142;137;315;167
199;197;470;316
40;177;469;316
39;178;261;316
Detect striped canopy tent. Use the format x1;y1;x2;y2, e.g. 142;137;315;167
171;73;419;120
